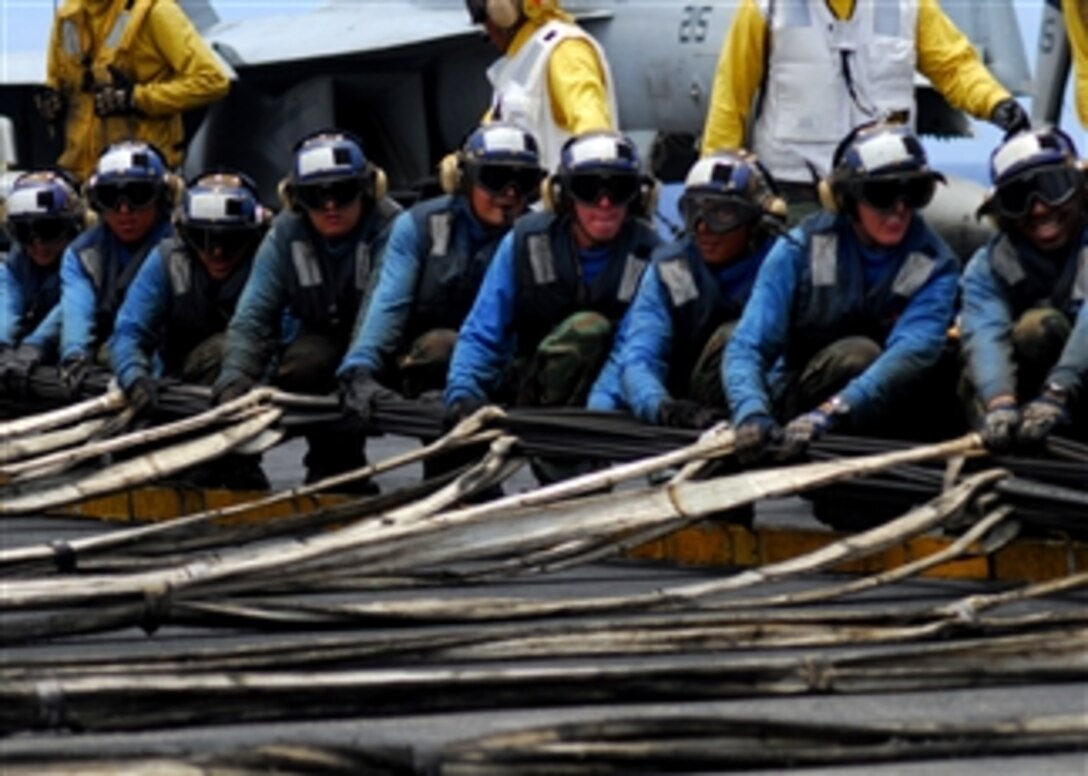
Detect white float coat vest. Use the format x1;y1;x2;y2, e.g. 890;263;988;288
487;19;619;172
752;0;917;184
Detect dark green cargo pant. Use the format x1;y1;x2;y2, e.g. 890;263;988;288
517;311;615;408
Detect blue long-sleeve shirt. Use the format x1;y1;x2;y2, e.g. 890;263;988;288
0;245;62;353
725;214;959;425
338;196;502;377
109;245;172;391
59;220;171;363
961;227;1088;403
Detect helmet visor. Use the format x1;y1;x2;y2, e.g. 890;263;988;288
849;175;936;212
472;164;543;198
568;172;640;206
294;178;364;210
994;166;1083;219
11;217;73;245
681;194;761;235
91;180;161;211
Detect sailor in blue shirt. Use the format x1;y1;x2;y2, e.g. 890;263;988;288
0;169;85;396
726;122;961;461
111;170;269;417
57;142;178;397
444;130;660;422
212;130;401;487
339;122;544;427
588;150;786;428
962;127;1088;451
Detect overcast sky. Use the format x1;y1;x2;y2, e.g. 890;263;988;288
2;0;1082;178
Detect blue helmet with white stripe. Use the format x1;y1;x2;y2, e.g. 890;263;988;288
290;130;369;185
558;130;642;178
178;170;266;229
463;122;541;167
3;169;85;245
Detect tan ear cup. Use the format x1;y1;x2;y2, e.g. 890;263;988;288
817;176;839;214
540;175;556;212
84;210;100;230
164;173;185;208
765;193;788;220
373;166;388;200
487;0;520;28
277;178;295;211
641;178;660;217
438;153;462;195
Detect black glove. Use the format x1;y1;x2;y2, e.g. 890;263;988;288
126;376;159;418
33;86;65;124
1017;387;1068;445
978;403;1020;454
210;375;256;406
443;395;486;431
0;343;42;397
657;398;728;430
781;402;843;459
93;66;136;117
341;368;401;429
990;98;1030;136
734;413;781;465
58;355;89;399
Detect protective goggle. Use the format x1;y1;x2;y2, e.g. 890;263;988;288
294;178;365;210
470;164;543;197
181;224;259;258
9;217;75;245
848;174;936;212
680;195;761;235
993;166;1083;218
567;173;641;206
91;180;161;211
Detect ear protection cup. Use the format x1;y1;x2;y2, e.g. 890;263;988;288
638;177;659;218
372;165;388;201
487;0;520;28
163;173;184;209
540;174;564;213
817;176;839;214
438;153;462;195
277;178;295;211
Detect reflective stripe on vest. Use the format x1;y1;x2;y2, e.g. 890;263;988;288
1074;246;1088;302
528;233;557;285
429;212;453;258
355;242;371;292
891;252;936;298
617;253;649;303
104;9;130;50
659;256;699;307
810;233;838;287
78;246;105;292
167;246;192;296
990;235;1027;287
291;241;322;288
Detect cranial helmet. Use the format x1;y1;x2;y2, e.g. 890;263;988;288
441;122;544;196
545;130;655;216
4;168;85;244
280;129;387;210
86;141;179;212
177;170;266;230
820;122;944;215
680;150;787;231
978;127;1084;219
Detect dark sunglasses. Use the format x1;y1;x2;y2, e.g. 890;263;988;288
994;166;1083;218
10;217;74;245
681;196;760;235
182;224;258;258
91;180;161;211
472;164;543;198
294;178;365;210
568;173;641;206
850;175;936;212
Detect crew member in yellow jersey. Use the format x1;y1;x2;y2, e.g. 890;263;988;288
464;0;617;171
701;0;1029;220
35;0;230;181
1064;0;1088;127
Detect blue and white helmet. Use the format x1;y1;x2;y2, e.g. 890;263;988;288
3;169;85;244
557;131;642;178
976;127;1084;219
680;150;786;232
178;170;265;229
988;127;1079;188
831;123;940;182
89;141;167;186
290;130;369;185
463;122;541;168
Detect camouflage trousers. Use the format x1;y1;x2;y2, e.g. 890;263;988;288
687;320;738;410
177;333;228;386
396;327;459;399
276;331;370;486
785;335;964;440
516;311;615;407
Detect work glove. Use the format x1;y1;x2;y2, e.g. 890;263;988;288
443;395;486;431
990;98;1030;136
126;376;159;418
210;374;256;406
978;403;1020;454
0;343;42;397
93;66;137;117
657;398;728;430
58;355;89;399
33;86;65;124
782;399;847;459
341;368;401;431
733;413;781;466
1017;387;1069;446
